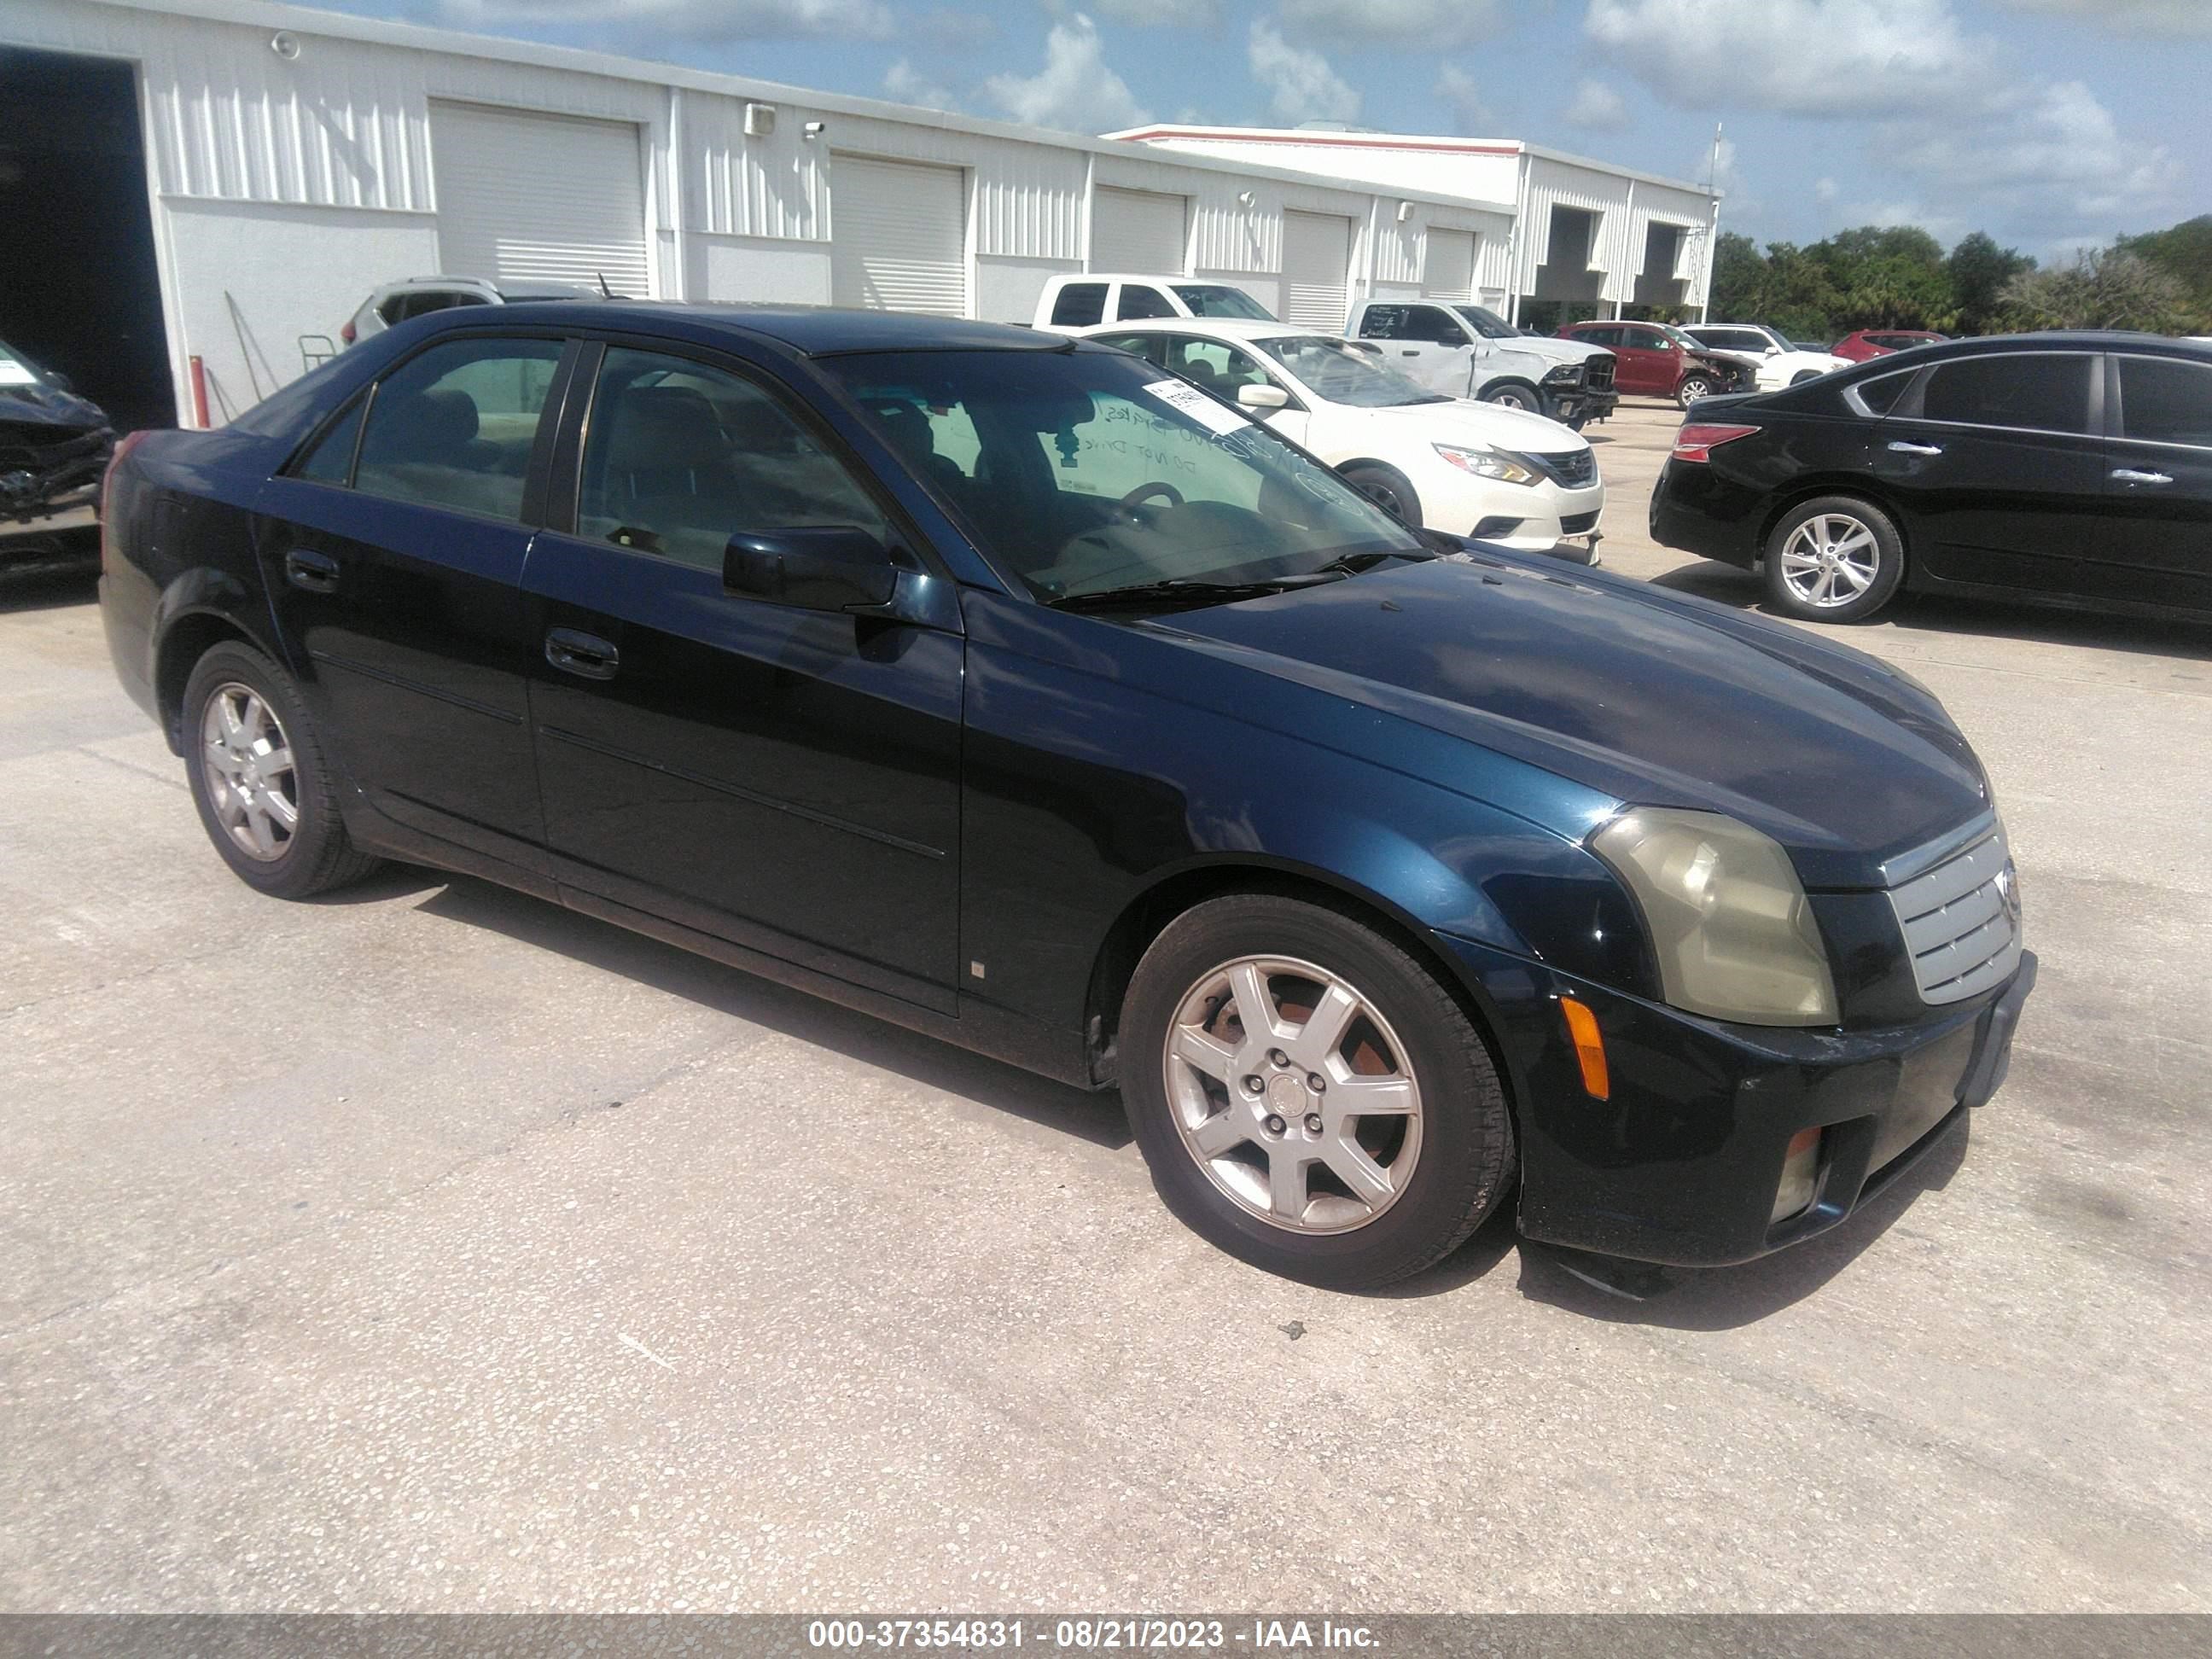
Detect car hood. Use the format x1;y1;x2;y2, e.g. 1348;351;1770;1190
1356;397;1586;454
1160;557;1988;887
1520;335;1607;366
0;381;109;434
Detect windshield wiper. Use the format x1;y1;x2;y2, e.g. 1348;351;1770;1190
1045;574;1342;613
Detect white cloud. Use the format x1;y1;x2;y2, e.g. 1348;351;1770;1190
1813;176;1838;206
1586;0;1975;118
439;0;892;41
1434;66;1492;134
1279;0;1505;47
1993;0;2212;31
1877;78;2180;233
882;59;955;112
1248;20;1361;125
1091;0;1223;25
983;15;1150;134
1564;78;1629;131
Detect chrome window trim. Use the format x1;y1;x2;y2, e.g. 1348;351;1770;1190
2112;352;2212;453
1846;367;1919;419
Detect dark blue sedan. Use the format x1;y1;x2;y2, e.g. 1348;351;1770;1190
99;303;2034;1289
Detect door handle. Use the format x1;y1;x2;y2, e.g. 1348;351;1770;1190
1886;440;1944;457
284;548;340;593
2111;468;2174;486
545;627;620;680
1400;348;1419;356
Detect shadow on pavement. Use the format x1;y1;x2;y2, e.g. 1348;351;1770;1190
1650;560;2212;661
410;871;1132;1151
0;552;100;613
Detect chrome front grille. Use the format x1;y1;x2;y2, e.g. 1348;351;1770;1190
1534;449;1598;489
1885;819;2022;1004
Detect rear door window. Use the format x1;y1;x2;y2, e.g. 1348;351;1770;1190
1051;283;1109;328
1920;353;2094;434
353;337;564;520
2116;356;2212;448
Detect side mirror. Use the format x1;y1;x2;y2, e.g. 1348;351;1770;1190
724;526;897;613
45;371;73;393
1236;382;1290;410
1764;345;1782;358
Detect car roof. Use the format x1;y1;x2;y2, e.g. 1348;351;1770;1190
1057;272;1207;285
1080;317;1310;344
448;300;1071;356
1885;331;2212;360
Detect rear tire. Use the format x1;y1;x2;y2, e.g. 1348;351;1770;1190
1760;495;1906;623
1120;894;1515;1290
183;640;381;899
1339;462;1423;528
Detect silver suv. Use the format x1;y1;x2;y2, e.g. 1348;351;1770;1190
340;276;599;347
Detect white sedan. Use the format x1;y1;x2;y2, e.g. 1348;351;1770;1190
1078;318;1604;556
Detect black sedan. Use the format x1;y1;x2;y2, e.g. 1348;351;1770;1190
102;302;2032;1289
1650;331;2212;624
1;335;115;558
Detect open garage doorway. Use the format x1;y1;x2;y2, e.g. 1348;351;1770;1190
0;48;175;433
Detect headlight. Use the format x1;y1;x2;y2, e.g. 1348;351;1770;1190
1590;807;1838;1026
1541;363;1583;386
1435;444;1540;486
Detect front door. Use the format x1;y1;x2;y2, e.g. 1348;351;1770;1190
1354;302;1478;399
253;332;568;870
1871;349;2104;596
521;342;965;1010
2088;352;2212;614
1158;335;1311;446
1609;325;1676;395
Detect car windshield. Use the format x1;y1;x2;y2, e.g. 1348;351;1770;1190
825;346;1422;604
0;339;43;388
1256;335;1450;408
1654;323;1703;350
1173;284;1273;320
1452;305;1522;341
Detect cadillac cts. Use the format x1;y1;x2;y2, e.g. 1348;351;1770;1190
101;304;2035;1289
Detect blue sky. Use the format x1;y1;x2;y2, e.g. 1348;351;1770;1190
343;0;2206;257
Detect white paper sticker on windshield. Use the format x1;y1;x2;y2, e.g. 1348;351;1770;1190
0;359;35;387
1141;377;1250;437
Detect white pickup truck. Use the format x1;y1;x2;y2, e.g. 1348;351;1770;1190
1034;273;1276;332
1345;299;1619;430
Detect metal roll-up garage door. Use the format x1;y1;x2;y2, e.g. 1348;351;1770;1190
831;156;968;316
1423;229;1476;300
1091;187;1187;273
431;102;649;294
1281;210;1353;330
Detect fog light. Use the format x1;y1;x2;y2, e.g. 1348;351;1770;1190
1470;515;1525;538
1771;1126;1823;1224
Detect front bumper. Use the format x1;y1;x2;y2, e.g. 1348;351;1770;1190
1441;933;2037;1266
1457;481;1606;554
1545;387;1618;427
1;427;113;527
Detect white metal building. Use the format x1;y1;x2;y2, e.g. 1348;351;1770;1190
0;0;1529;430
1107;126;1720;327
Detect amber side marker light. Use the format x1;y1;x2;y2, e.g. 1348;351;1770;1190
1559;997;1610;1100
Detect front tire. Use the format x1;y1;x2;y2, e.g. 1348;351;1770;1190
1339;462;1423;527
183;640;381;898
1120;894;1515;1289
1676;373;1716;409
1761;495;1906;622
1481;381;1541;414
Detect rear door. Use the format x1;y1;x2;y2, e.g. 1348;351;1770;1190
253;332;569;874
1871;349;2104;597
521;339;965;1009
2089;351;2212;613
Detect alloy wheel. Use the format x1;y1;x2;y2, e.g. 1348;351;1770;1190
199;682;300;860
1778;513;1881;608
1161;954;1423;1234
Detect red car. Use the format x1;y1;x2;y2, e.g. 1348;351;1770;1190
1831;329;1947;363
1556;320;1749;408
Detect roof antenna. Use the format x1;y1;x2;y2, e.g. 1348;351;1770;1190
597;271;614;299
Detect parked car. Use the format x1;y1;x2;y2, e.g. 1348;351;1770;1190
1034;273;1274;332
0;336;116;560
1081;317;1604;555
1556;320;1750;407
1833;329;1949;363
1649;331;2212;624
1682;323;1851;390
1347;299;1618;429
341;275;601;347
102;301;2034;1289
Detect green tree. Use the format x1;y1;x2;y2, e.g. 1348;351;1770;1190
1708;230;1768;323
1998;248;2192;333
2115;215;2212;323
1947;232;2035;335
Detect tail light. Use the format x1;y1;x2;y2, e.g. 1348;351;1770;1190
340;319;356;346
100;429;149;573
1672;422;1759;463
